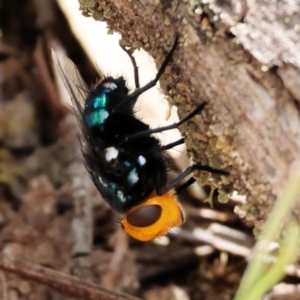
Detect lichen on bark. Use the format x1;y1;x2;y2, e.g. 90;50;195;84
78;0;300;229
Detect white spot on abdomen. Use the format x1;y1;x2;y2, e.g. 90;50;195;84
127;168;139;185
98;175;107;187
137;155;146;166
104;147;118;161
117;190;125;202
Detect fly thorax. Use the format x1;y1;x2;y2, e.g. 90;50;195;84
84;82;118;128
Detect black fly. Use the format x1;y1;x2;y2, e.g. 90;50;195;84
52;38;228;241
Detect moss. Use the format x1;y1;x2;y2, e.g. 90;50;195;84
204;186;215;207
93;10;104;21
218;189;230;203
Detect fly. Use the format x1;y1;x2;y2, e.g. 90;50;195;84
52;37;228;241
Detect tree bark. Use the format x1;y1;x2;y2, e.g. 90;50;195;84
78;0;300;227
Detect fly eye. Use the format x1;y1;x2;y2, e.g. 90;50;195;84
126;205;162;227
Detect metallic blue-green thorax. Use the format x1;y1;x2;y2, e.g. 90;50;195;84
84;89;111;127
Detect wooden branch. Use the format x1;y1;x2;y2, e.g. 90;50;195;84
77;0;300;225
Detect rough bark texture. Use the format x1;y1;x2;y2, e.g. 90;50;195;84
77;0;300;227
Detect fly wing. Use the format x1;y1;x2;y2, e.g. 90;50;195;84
51;50;86;119
51;50;95;148
63;56;89;109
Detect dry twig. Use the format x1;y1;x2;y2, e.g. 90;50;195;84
0;254;141;300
